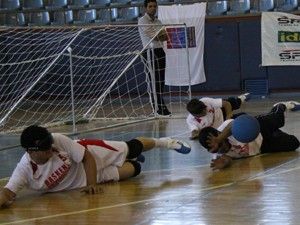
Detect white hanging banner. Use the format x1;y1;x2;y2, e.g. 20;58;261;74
158;3;206;86
262;12;300;66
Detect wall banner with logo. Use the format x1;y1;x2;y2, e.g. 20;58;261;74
262;12;300;66
158;3;206;86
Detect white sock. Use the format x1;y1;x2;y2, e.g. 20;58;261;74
153;138;169;148
238;95;246;102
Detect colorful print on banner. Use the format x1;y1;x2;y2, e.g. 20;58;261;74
166;27;196;49
261;12;300;65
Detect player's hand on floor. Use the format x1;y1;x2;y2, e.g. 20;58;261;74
81;184;104;195
0;188;15;208
189;130;199;140
210;156;232;170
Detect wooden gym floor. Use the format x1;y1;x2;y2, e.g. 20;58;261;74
0;94;300;225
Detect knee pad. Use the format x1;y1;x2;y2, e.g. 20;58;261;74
126;139;143;159
128;160;141;177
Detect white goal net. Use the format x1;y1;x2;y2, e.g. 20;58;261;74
0;25;191;134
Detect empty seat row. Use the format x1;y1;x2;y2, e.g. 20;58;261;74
207;0;298;16
0;0;145;11
0;7;140;26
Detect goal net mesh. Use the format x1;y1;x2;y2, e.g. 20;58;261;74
0;25;190;134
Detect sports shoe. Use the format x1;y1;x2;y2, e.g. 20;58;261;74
289;101;300;111
157;107;171;116
238;93;251;102
274;101;300;111
165;138;191;154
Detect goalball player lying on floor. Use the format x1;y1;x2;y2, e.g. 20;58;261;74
198;102;300;170
0;125;191;208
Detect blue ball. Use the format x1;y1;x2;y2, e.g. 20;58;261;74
231;115;260;143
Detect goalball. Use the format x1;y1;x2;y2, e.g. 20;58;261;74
231;114;260;143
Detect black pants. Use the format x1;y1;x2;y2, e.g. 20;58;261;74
221;97;245;119
142;48;166;110
255;104;299;153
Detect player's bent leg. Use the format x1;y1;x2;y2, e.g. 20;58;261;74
273;101;300;111
126;139;144;159
118;161;141;180
129;137;191;155
226;97;242;110
135;137;155;150
261;134;300;153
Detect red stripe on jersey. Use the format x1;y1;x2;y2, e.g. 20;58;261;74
77;139;118;152
194;116;202;123
30;161;38;175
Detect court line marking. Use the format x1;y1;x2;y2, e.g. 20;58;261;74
248;158;300;181
0;182;234;225
0;177;8;182
2;158;300;225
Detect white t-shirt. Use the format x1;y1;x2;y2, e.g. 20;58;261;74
217;119;263;159
186;97;224;132
138;13;164;49
5;134;128;194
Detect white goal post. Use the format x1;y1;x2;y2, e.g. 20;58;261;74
0;24;191;134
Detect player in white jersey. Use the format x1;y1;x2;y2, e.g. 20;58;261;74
198;102;300;170
0;125;191;208
186;93;250;140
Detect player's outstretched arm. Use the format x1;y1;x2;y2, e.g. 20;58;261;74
81;149;103;195
0;188;16;208
207;122;233;152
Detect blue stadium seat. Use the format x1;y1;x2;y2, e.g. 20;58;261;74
52;10;74;25
116;7;139;21
28;11;50;26
157;0;173;4
276;0;297;11
90;0;111;7
0;0;21;10
0;13;25;26
228;0;250;14
68;0;90;9
259;0;274;11
111;8;118;21
74;9;97;23
130;0;143;6
97;8;112;23
126;7;139;20
23;0;44;9
45;0;68;10
207;1;228;16
110;0;130;7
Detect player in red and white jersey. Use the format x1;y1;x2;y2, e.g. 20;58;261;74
186;94;250;140
198;103;299;170
0;125;191;208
